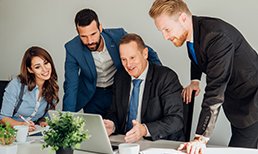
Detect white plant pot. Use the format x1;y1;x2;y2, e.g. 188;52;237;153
0;144;18;154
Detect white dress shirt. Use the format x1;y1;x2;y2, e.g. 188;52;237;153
91;36;117;88
129;62;151;136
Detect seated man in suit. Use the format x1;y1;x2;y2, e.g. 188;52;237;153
63;8;162;117
104;33;184;143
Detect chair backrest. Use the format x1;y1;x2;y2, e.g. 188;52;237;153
183;90;196;142
0;80;9;110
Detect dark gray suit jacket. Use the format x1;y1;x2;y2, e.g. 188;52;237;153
190;16;258;137
105;62;184;141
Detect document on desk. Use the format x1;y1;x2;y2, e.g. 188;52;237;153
29;125;49;135
142;148;186;154
203;148;258;154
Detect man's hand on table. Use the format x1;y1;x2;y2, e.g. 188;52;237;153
177;136;207;154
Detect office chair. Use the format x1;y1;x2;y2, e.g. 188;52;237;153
0;80;9;110
183;90;196;142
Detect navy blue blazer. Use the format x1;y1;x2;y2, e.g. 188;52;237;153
63;28;162;112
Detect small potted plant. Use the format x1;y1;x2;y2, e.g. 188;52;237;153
41;110;90;154
0;122;18;154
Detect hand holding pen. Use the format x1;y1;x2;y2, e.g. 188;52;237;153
19;115;35;132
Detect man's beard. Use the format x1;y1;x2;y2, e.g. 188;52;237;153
85;35;102;51
173;29;188;47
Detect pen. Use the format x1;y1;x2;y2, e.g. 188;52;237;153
19;115;35;128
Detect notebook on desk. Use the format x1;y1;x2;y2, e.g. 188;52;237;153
48;110;120;154
29;125;49;136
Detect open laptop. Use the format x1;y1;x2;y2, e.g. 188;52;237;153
48;110;120;154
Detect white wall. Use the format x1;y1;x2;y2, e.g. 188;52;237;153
0;0;257;146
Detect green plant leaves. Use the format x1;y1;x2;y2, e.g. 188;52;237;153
41;110;91;154
0;122;17;145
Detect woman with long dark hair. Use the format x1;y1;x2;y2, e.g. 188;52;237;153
0;46;59;132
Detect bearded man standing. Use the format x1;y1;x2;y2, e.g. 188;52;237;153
149;0;258;153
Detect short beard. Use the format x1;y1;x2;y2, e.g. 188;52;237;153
173;29;188;47
85;35;102;51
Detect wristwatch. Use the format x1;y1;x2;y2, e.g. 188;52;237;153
194;136;208;144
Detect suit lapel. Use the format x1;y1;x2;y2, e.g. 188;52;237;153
141;63;153;119
120;70;131;133
82;43;97;80
192;16;206;72
122;72;131;112
102;31;123;71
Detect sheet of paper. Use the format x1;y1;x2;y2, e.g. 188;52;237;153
142;147;258;154
28;125;49;135
142;148;186;154
203;147;258;154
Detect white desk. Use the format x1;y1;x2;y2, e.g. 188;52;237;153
17;135;258;154
17;135;181;154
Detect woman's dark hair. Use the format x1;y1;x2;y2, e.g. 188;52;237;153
18;46;59;112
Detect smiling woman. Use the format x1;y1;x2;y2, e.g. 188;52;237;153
27;56;52;86
0;46;59;133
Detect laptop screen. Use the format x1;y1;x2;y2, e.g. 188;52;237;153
48;110;115;154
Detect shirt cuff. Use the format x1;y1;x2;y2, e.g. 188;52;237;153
191;79;200;82
113;125;116;133
144;124;151;137
195;134;210;141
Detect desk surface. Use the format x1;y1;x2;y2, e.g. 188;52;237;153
16;135;258;154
